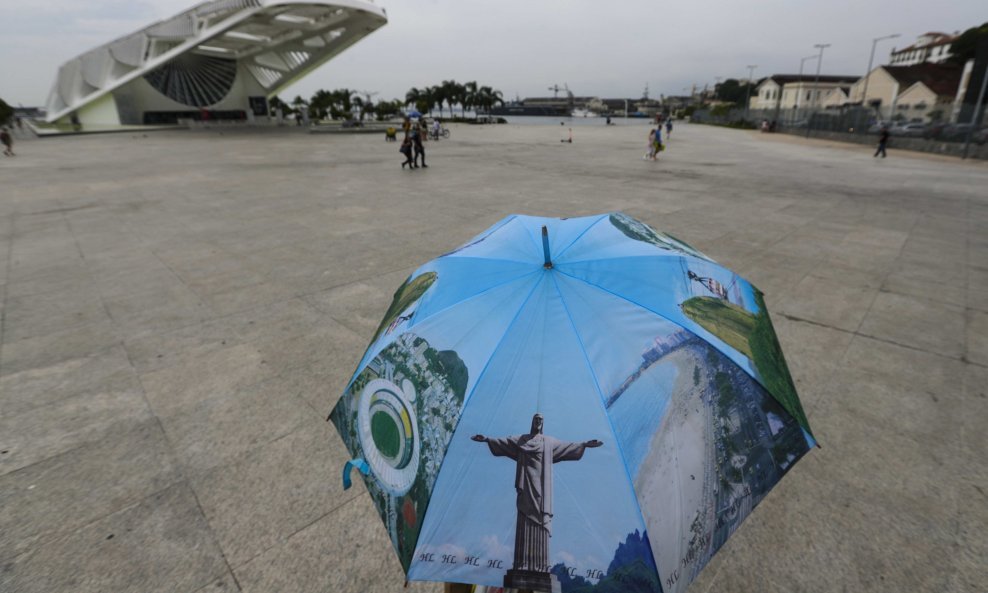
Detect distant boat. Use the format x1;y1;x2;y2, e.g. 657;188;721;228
490;102;570;116
571;109;600;118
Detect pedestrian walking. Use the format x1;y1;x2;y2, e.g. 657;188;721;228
1;127;14;156
399;137;414;169
652;127;663;160
874;127;889;158
645;128;656;160
665;118;673;138
412;125;427;168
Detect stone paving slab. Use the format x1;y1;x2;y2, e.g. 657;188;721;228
1;122;986;593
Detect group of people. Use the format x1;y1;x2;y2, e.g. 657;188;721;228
393;116;444;170
645;119;672;160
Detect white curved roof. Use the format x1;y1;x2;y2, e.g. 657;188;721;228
45;0;387;122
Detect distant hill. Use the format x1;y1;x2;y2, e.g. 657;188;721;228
551;529;662;593
371;271;437;343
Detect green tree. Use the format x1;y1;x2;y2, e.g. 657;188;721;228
427;85;443;116
715;79;756;104
268;95;288;113
710;103;736;117
375;99;402;120
440;79;460;118
405;87;423;114
475;86;503;114
309;89;333;119
463;81;478;117
0;98;12;126
949;22;988;66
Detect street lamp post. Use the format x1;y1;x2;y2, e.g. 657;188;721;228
860;33;900;126
962;63;988;159
743;65;757;123
796;55;818;118
807;43;830;138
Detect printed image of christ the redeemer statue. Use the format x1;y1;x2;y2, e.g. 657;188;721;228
472;413;602;590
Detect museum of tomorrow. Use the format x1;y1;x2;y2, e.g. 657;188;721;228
45;0;387;128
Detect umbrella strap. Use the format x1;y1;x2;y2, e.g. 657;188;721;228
342;458;370;490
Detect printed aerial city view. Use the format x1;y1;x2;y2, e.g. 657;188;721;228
0;2;985;593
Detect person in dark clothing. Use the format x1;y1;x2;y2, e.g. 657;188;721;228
1;128;13;156
412;126;427;168
400;137;414;169
874;128;889;158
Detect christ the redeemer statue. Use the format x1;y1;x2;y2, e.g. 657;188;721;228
472;413;602;593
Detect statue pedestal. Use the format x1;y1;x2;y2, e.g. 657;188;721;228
504;569;561;593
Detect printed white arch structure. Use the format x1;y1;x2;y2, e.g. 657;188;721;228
45;0;387;127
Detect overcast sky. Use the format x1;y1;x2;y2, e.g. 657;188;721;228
1;0;984;107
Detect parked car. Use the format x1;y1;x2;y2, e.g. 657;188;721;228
889;123;928;137
922;123;987;144
929;123;974;141
923;123;949;139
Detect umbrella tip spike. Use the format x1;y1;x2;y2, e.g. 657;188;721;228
542;225;552;269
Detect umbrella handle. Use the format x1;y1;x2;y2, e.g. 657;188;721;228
342;458;370;490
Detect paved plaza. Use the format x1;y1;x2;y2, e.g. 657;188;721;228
0;122;986;592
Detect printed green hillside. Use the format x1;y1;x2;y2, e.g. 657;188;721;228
680;297;755;359
681;295;812;437
371;272;437;344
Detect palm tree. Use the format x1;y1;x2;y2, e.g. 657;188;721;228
405;87;422;112
440;79;459;118
309;89;333;120
427;85;444;117
464;81;478;118
476;86;504;115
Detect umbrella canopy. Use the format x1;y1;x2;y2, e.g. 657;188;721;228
330;213;814;593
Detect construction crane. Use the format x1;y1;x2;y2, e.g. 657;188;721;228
548;83;574;100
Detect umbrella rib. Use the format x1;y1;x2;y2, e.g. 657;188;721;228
554;268;788;427
457;273;545;410
345;269;540;394
562;251;719;269
440;254;537;266
405;274;546;559
548;272;657;575
552;213;609;261
409;269;541;331
554;267;704;342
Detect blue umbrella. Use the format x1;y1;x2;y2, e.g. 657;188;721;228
407;110;422;118
331;213;814;593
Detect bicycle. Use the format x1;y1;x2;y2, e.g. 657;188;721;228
431;127;451;141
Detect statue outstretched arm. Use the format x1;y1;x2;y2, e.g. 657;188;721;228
471;434;488;442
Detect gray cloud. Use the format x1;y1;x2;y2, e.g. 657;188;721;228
2;0;984;106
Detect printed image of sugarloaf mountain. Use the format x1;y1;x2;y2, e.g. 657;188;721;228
330;333;468;571
551;530;663;593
